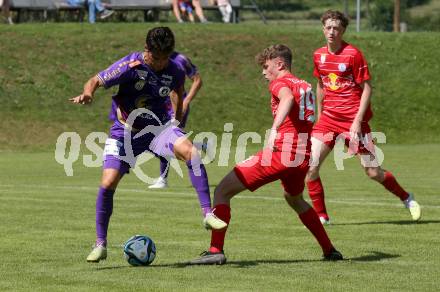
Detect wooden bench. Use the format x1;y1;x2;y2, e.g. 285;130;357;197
52;0;85;22
106;0;171;22
10;0;85;22
9;0;242;23
10;0;52;22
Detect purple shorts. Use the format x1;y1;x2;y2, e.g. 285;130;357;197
103;122;185;174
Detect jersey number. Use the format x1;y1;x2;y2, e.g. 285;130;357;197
299;87;315;122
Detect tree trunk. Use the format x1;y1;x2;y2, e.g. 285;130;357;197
393;0;400;32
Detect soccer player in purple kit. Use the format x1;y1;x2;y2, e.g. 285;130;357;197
148;51;203;189
69;27;226;263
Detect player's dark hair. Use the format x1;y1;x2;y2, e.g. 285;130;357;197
145;27;175;55
321;10;349;28
256;44;292;70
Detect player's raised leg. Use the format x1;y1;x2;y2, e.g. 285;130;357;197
306;137;333;224
173;135;227;230
87;167;124;263
360;153;421;221
189;170;246;265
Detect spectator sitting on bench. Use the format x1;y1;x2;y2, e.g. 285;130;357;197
173;0;207;23
67;0;114;23
177;0;195;23
212;0;232;23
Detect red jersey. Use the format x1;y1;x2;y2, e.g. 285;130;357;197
313;42;372;122
269;73;314;151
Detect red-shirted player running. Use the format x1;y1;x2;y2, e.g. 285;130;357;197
188;44;343;265
306;10;421;225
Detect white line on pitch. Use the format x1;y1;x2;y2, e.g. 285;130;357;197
0;183;439;209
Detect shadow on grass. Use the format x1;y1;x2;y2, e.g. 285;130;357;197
95;262;186;270
182;184;217;188
95;259;326;270
331;220;440;226
95;251;400;270
218;258;323;268
350;251;400;262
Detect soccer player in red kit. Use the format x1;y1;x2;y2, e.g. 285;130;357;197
306;10;421;225
189;44;343;265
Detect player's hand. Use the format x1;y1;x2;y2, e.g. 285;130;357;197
267;128;279;152
182;99;190;116
69;94;93;105
349;120;362;141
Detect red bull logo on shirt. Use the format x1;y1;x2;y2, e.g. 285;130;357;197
323;73;354;91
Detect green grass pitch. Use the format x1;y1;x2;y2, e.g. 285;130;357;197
0;144;439;290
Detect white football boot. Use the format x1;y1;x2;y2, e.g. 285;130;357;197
403;193;421;221
148;177;168;189
203;213;228;230
319;216;331;225
87;244;107;263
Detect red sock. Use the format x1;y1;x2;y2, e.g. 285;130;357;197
382;171;409;201
307;178;328;220
299;208;333;255
209;204;231;253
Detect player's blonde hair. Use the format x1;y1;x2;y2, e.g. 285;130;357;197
256;44;292;70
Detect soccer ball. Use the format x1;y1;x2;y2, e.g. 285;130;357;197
123;235;156;266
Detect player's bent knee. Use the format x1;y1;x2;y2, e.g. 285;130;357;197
284;192;302;203
284;192;309;213
100;169;121;190
215;180;236;200
365;167;383;181
213;171;246;204
306;167;320;181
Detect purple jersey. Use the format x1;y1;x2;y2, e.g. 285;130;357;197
164;52;198;119
98;52;185;131
170;51;198;79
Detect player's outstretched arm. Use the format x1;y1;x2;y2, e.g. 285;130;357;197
69;75;102;105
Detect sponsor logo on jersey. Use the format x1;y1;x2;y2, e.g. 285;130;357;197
135;80;146;90
159;86;171;97
161;74;173;86
103;68;121;81
148;76;158;85
338;63;347;72
324;73;352;91
136;70;149;79
328;73;340;90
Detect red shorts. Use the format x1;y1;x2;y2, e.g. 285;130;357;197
312;113;374;155
234;149;309;196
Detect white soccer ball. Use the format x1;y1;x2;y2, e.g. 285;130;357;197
123;235;156;266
